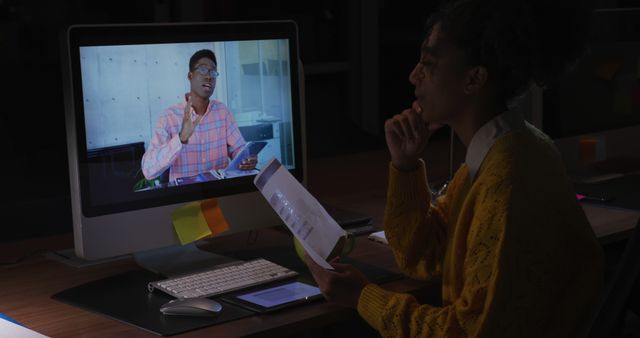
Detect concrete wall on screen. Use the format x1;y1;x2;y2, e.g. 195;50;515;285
79;42;226;150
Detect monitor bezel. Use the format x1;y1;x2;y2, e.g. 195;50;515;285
64;21;303;217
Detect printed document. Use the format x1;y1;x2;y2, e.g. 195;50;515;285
0;315;50;338
254;159;344;269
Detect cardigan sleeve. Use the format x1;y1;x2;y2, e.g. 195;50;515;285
360;177;509;337
383;159;450;280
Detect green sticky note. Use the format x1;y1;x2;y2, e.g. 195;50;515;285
172;202;212;245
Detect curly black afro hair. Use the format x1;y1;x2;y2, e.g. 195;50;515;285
189;49;217;71
426;0;589;106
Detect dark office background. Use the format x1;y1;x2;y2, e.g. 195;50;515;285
0;0;635;240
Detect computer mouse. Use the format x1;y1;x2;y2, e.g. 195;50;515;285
159;298;223;316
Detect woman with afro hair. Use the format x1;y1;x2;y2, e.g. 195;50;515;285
305;0;603;337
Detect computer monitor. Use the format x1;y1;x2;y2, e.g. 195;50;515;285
60;21;306;274
538;9;640;181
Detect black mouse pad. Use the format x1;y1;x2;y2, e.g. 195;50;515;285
51;269;254;336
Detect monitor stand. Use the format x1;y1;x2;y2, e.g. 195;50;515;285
133;241;239;277
47;241;239;277
45;248;131;268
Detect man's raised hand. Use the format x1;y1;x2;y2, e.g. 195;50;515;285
179;96;203;144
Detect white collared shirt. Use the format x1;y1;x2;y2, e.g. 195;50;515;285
465;110;527;182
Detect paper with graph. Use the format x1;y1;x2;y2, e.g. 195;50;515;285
254;158;344;269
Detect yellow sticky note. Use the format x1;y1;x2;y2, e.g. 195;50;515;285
172;201;212;245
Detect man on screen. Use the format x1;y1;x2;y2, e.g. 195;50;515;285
141;49;256;182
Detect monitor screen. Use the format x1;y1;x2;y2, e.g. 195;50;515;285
536;9;640;178
61;21;304;261
542;9;640;140
542;41;640;139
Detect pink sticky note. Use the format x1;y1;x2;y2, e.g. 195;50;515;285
576;194;586;201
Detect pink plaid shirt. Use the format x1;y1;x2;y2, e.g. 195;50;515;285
141;98;246;181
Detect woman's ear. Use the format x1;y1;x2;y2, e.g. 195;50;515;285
464;66;488;94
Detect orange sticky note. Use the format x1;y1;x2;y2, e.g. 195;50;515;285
579;137;598;163
171;198;229;245
594;58;622;81
200;198;230;236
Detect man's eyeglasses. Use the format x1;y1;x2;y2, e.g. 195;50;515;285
192;65;220;78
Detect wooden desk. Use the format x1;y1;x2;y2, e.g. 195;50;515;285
1;147;638;338
0;228;427;338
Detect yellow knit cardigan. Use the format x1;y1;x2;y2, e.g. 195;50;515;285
358;126;603;338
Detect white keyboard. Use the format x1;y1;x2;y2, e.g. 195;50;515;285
147;258;299;299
